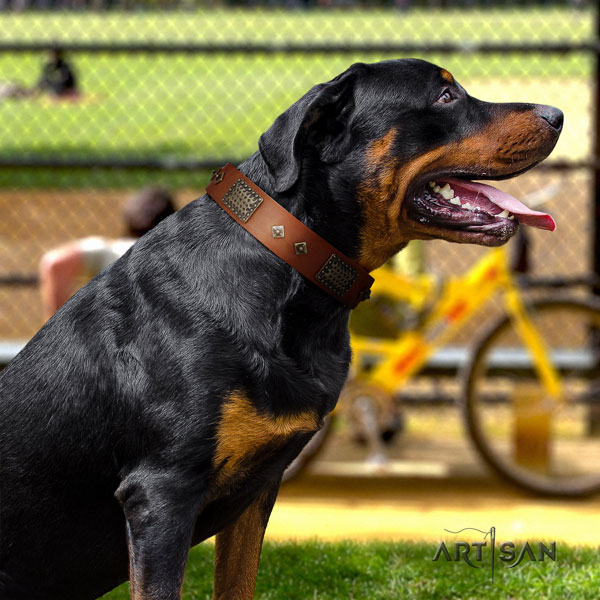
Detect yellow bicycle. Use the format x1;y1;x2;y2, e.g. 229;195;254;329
286;243;600;497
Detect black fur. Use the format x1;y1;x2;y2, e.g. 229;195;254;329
0;58;561;600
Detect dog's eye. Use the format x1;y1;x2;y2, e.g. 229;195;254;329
437;90;453;104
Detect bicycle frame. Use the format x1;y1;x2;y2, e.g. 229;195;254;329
351;247;562;399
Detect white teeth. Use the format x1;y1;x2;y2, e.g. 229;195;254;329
433;185;441;193
450;197;461;205
429;181;436;188
439;184;454;199
497;210;510;218
463;202;475;211
508;215;514;220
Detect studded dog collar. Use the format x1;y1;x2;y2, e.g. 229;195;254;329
206;164;373;308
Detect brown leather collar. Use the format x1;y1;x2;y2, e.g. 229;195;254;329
206;164;373;308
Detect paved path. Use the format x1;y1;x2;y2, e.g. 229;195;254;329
267;472;600;546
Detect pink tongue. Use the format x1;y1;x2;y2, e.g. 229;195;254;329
445;178;556;232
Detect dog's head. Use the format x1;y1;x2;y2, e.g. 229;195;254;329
258;58;562;271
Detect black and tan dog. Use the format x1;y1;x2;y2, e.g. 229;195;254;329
0;59;561;600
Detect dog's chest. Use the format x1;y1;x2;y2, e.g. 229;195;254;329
212;391;321;487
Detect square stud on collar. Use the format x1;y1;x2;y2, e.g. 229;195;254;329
272;225;285;239
211;168;225;184
294;242;308;255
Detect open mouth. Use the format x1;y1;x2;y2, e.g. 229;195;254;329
406;176;556;245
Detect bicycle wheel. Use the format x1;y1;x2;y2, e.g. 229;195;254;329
282;414;332;483
463;297;600;497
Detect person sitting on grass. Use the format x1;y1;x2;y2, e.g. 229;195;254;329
36;48;79;98
0;48;79;101
39;187;176;319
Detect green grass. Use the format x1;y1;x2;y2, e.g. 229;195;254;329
0;7;593;188
0;165;214;190
0;7;593;45
98;539;600;600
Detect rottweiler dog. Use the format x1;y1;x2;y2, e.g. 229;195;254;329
0;58;561;600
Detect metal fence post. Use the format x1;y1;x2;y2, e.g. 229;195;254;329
591;2;600;288
591;2;600;437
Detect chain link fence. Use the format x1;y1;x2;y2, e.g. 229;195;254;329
0;0;595;340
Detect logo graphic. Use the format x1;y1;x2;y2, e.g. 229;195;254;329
432;526;556;582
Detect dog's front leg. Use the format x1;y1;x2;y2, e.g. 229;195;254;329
213;484;279;600
116;472;202;600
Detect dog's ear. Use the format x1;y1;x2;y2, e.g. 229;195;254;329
258;64;364;193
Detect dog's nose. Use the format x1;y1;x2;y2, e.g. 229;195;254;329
535;105;564;132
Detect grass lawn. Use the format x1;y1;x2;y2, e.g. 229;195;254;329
98;539;600;600
0;7;593;45
0;6;593;189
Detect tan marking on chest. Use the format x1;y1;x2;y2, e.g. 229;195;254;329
214;391;319;484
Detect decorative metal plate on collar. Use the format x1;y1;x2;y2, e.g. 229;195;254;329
316;254;359;298
222;179;263;223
